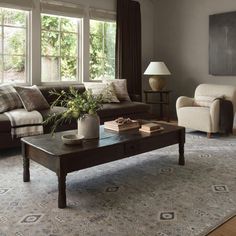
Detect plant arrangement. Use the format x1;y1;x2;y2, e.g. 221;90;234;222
44;87;104;134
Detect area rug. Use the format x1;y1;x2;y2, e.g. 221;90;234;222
202;213;236;235
0;132;236;236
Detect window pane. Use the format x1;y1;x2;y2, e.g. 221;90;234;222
0;26;2;54
3;8;26;27
61;18;77;32
61;57;77;81
89;20;116;80
41;15;59;31
0;57;3;83
104;22;116;59
41;57;59;82
104;58;115;78
0;9;2;21
41;31;59;56
4;27;26;55
4;56;26;83
89;57;104;80
61;33;77;57
41;14;80;82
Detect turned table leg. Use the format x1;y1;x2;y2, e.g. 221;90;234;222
179;143;185;165
57;172;67;208
22;143;30;182
23;156;30;182
178;129;185;166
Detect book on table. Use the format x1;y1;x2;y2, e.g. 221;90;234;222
104;119;140;131
139;122;164;133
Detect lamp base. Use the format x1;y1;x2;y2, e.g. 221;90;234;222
149;76;166;91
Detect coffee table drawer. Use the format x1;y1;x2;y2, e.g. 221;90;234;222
124;141;140;156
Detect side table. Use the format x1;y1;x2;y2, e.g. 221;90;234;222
144;90;171;122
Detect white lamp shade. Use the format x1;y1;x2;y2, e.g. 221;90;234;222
144;62;171;75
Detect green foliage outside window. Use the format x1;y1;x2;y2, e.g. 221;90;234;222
90;20;116;80
1;10;116;82
0;8;27;82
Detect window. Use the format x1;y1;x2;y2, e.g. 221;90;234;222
0;8;29;83
89;19;116;80
41;14;81;82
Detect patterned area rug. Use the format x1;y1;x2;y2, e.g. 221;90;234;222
0;132;236;236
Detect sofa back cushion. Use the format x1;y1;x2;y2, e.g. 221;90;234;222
102;79;131;102
84;82;120;103
0;84;22;113
38;85;86;105
14;85;50;111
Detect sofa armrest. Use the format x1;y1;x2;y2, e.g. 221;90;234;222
176;96;194;110
129;94;141;102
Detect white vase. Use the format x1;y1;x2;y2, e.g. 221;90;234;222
77;114;100;139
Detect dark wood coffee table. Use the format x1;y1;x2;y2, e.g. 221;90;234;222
21;123;185;208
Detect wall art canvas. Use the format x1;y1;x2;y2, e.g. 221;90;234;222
209;11;236;75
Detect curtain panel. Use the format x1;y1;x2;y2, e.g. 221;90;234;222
115;0;142;98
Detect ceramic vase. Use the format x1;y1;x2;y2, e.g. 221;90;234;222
77;114;100;139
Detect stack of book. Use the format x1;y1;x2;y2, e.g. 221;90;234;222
139;122;164;133
104;119;140;132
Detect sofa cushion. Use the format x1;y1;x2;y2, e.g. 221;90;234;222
103;79;131;102
15;85;50;111
38;85;85;105
84;82;120;103
0;84;22;113
97;102;150;118
0;114;11;132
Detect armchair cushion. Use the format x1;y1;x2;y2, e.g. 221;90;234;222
178;106;212;133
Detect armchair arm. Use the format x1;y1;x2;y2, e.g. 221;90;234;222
176;96;194;110
210;99;220;132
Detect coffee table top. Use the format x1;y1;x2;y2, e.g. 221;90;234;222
22;123;184;156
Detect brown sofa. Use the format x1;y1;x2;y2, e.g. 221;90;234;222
0;85;151;149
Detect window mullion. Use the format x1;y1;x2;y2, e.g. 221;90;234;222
1;17;4;83
77;20;79;81
59;18;61;82
103;22;105;77
2;13;4;83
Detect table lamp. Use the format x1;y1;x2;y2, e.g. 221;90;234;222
144;62;171;91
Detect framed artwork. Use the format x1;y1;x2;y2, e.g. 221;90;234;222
209;11;236;75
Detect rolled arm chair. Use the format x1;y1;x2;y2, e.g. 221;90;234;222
176;84;236;137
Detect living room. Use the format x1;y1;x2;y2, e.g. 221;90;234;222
0;0;236;235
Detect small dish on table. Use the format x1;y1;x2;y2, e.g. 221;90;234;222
61;134;84;145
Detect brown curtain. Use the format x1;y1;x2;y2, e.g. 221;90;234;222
115;0;142;98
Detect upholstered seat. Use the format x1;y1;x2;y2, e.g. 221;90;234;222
176;84;236;136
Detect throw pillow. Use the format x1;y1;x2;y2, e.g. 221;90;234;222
14;85;50;112
84;82;120;103
194;95;224;107
102;79;131;101
0;84;22;113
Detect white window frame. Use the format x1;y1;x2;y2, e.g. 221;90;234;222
40;13;83;84
0;7;31;85
88;18;116;82
40;0;84;85
85;8;116;82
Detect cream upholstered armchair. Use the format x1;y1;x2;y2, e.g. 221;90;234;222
176;84;236;137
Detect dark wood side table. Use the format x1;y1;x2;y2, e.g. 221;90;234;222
144;90;171;122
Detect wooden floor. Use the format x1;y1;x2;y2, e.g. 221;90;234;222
207;216;236;236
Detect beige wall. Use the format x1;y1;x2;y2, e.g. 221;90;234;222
154;0;236;115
